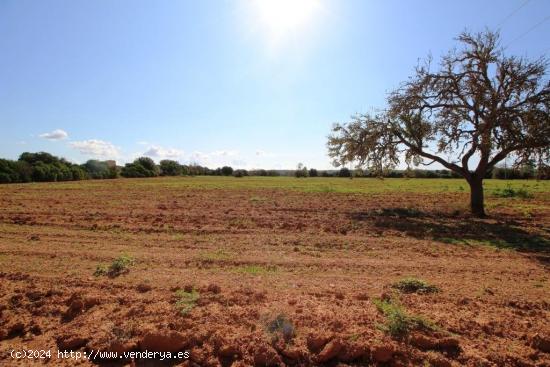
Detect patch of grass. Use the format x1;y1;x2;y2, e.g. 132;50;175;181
110;254;135;274
171;233;185;241
93;264;109;277
174;288;199;315
235;264;278;275
308;184;337;193
373;298;437;337
493;186;533;199
249;196;267;203
94;253;134;277
266;314;294;342
228;217;255;229
13;176;550;195
392;277;440;294
199;248;231;262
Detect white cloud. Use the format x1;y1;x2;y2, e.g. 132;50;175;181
231;159;247;167
143;146;184;160
69;139;120;158
255;149;276;157
188;151;210;165
39;129;68;140
210;150;238;157
185;150;251;168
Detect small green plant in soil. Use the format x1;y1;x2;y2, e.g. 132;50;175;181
373;298;437;337
392;277;440;294
174;289;200;315
94;253;134;277
493;186;533;199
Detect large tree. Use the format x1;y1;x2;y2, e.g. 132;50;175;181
328;31;549;217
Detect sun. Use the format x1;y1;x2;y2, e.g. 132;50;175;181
252;0;321;42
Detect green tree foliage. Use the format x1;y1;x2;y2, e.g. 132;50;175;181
233;169;248;177
0;159;29;183
159;160;183;176
121;157;159;178
308;168;318;177
295;163;309;178
328;31;550;216
221;166;234;176
83;160;117;179
0;152;86;183
338;167;351;177
185;164;208;176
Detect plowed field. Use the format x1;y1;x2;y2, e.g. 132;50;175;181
0;177;549;366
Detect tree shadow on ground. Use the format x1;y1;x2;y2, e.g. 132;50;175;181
350;207;550;257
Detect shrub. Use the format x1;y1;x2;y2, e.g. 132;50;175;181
373;298;437;337
70;165;87;180
338;167;351;177
493;186;533;199
233;169;248;177
159;160;182;176
392;278;439;294
93;264;109;277
266;170;280;176
110;254;134;274
83;160;113;179
94;254;134;277
0;159;23;183
121;157;159;178
174;288;199;315
221;166;234;176
295;163;308;178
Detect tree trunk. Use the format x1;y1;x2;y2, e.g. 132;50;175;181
468;177;486;217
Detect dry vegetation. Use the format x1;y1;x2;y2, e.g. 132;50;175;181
0;177;549;366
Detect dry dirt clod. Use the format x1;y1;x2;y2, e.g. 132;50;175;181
437;337;460;350
139;330;187;352
428;354;452;367
63;299;85;321
218;344;241;358
371;344;394;363
6;322;25;339
207;283;221;294
57;335;88;350
136;283;152;293
316;339;343;363
409;333;438;350
108;340;138;353
531;333;550;353
252;344;282;366
280;346;304;361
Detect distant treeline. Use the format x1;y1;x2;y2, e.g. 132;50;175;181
0;152;547;184
298;166;548;179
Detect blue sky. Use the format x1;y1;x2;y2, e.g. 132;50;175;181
1;0;548;169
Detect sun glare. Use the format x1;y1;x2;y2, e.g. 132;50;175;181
252;0;320;42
